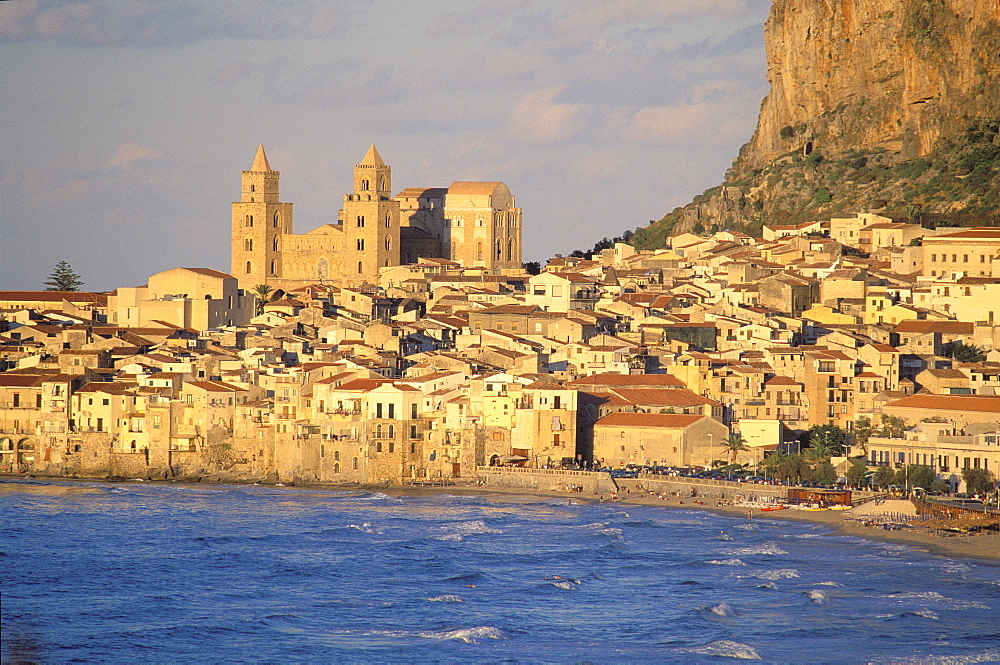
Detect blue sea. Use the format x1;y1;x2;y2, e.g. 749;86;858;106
2;480;1000;663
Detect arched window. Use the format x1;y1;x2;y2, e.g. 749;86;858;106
361;179;369;191
250;184;255;192
353;457;358;470
245;238;253;251
358;261;363;273
508;239;516;261
357;239;365;251
388;424;395;439
385;237;391;251
385;213;391;227
270;260;276;275
496;239;503;259
334;462;340;474
246;215;253;227
376;424;383;438
273;212;279;227
379;176;386;191
272;236;279;251
476;242;483;261
385;259;390;267
410;424;417;439
246;261;252;274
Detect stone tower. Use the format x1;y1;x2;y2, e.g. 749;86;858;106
341;145;400;284
231;145;293;290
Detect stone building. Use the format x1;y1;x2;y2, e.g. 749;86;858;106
231;144;522;291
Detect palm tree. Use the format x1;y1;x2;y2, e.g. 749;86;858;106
723;433;748;466
251;284;274;316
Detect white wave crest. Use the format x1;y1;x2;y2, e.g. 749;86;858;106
746;568;800;580
912;609;940;620
435;534;464;542
707;558;747;567
550;580;579;590
757;581;779;590
815;581;840;586
347;523;377;534
426;595;463;603
596;527;624;538
725;542;788;556
681;640;761;660
882;591;988;610
420;626;506;643
884;646;1000;664
446;520;503;536
707;602;737;617
806;589;829;604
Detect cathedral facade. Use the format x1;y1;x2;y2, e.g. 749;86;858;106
231;145;522;290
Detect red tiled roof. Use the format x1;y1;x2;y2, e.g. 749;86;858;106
893;321;974;334
886;394;1000;413
568;373;686;388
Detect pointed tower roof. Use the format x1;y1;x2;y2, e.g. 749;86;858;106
360;144;385;167
250;144;272;172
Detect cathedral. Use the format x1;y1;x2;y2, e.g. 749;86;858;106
231;144;523;290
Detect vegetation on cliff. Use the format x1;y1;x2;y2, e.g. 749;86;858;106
623;0;1000;251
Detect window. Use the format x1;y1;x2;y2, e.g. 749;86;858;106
246;215;253;227
411;403;417;419
12;394;19;407
931;254;936;262
245;238;253;251
388;424;395;438
273;236;279;251
476;242;483;261
358;261;363;273
353;457;359;470
388;404;395;419
376;441;383;452
357;215;365;227
963;255;969;263
385;213;391;227
410;424;418;439
270;260;276;275
246;261;252;274
361;179;369;191
357;239;365;251
385;237;391;251
274;212;279;227
388;442;395;453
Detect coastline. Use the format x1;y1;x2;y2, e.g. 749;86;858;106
4;473;998;564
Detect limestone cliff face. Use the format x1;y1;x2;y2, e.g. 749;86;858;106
630;0;1000;249
734;0;1000;173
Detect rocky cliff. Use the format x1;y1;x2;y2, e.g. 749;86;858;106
631;0;1000;249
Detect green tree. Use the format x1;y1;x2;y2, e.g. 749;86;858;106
251;284;275;316
949;342;986;363
873;465;896;489
805;424;847;456
723;433;749;466
931;478;951;494
523;261;542;275
846;461;867;488
878;414;908;439
44;261;83;292
852;416;875;454
905;464;936;490
962;468;996;496
814;461;837;486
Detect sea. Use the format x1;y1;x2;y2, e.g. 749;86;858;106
2;479;1000;664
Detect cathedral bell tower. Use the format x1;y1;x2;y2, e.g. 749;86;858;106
341;144;400;284
231;145;293;291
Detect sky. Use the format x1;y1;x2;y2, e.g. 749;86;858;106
1;0;771;292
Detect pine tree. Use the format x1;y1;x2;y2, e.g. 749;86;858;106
44;261;83;292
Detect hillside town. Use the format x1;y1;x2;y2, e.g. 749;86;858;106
2;148;1000;494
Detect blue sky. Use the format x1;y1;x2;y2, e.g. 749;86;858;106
1;0;770;291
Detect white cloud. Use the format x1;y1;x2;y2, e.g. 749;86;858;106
105;143;165;169
504;87;586;145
